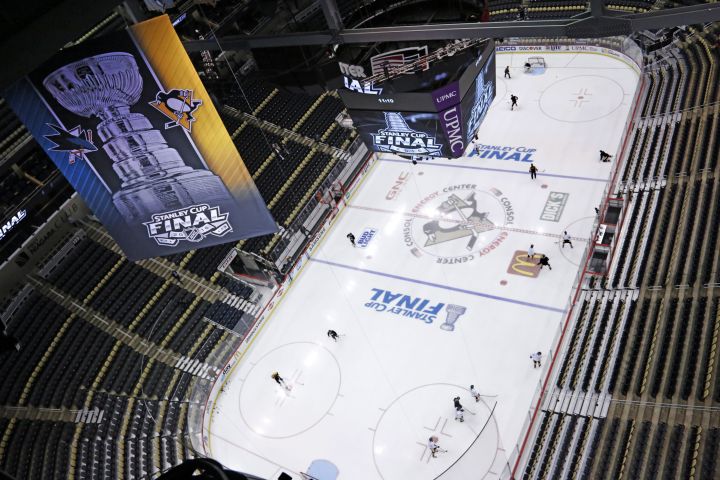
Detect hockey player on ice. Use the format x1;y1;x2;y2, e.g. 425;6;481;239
471;136;481;156
271;371;291;391
470;385;481;402
530;352;543;368
428;436;443;457
539;254;552;270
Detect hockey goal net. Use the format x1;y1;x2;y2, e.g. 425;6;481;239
526;56;546;69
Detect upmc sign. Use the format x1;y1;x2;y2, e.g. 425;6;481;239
432;82;461;110
439;107;464;157
432;82;464;157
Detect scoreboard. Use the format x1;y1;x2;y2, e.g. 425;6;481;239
339;40;496;160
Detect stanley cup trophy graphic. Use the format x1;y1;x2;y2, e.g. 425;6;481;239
385;112;414;133
42;52;233;223
467;64;495;142
383;112;417;162
440;304;467;331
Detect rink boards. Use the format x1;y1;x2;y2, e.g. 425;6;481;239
203;48;641;480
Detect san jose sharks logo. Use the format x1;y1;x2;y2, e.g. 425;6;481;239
44;124;97;165
149;89;202;132
402;185;515;264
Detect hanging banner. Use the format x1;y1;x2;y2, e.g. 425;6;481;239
3;15;277;261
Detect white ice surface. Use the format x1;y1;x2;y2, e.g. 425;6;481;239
207;51;639;480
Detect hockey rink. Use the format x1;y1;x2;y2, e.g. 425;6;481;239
206;51;640;480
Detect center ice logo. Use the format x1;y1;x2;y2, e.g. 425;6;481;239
364;288;467;330
402;184;513;264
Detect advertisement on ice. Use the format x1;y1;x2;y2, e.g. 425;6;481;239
364;287;467;330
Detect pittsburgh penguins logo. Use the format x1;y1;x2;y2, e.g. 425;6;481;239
423;192;494;251
149;89;202;132
403;185;514;264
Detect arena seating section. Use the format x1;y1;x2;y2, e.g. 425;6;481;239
0;4;361;476
485;0;707;20
522;25;720;480
0;233;251;479
219;79;356;259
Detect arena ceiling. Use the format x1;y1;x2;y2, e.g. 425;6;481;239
0;0;719;89
183;0;720;51
0;0;123;89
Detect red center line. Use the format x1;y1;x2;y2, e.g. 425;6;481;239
348;204;589;241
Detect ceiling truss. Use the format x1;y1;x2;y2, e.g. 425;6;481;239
182;2;720;52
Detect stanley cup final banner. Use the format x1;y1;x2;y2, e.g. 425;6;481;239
3;15;277;260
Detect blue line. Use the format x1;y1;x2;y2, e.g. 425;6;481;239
310;257;566;314
379;157;608;183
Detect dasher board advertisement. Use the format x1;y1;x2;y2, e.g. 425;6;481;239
3;15;277;261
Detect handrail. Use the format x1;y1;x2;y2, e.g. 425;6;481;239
638;98;720;121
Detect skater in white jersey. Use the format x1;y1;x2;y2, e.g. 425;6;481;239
530;352;543;368
428;436;444;457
